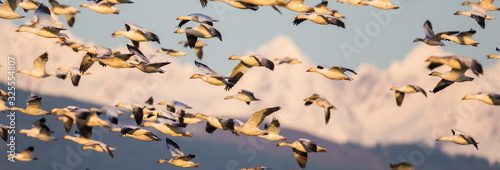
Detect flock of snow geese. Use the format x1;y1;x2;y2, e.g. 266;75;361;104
1;0;500;169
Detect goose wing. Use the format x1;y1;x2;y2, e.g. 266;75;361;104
293;148;308;168
195;60;219;76
32;52;48;73
431;79;454;93
26;93;42;109
244;106;280;128
225;62;252;91
165;137;184;157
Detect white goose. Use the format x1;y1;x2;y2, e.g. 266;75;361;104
284;0;313;12
389;85;427;106
51;106;79;133
258;118;286;141
16;4;68;41
191;60;233;87
337;0;364;6
157;137;199;168
389;162;415;170
454;5;495;29
180;40;207;60
413;20;459;46
274;57;302;65
79;52;135;73
306;65;357;80
74;108;111;130
48;0;79;27
119;126;161;141
441;29;479;47
57;66;90;86
19;0;40;12
225;54;275;90
17;52;66;79
81;141;115;158
462;0;499;11
103;0;133;4
425;55;483;76
0;0;23;19
158;101;202;124
313;0;345;18
428;70;474;93
7;146;37;161
127;44;171;74
10;93;50;115
235;106;281;136
176;13;218;27
462;92;500;105
64;130;115;157
487;47;500;59
194;113;239;136
141;117;193;137
156;48;187;57
358;0;399;9
20;117;57;141
436;129;479;150
293;13;345;28
56;40;85;52
209;0;259;11
304;93;336;124
224;89;260;105
276;138;326;168
80;1;119;15
174;23;222;48
112;23;160;48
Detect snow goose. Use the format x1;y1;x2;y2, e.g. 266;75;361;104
17;52;67;79
19;0;40;12
224;89;260;105
225;54;275;90
81;141;115;158
428;70;474;93
274;57;302;65
304;93;336;124
191;60;233;86
413;20;459;46
258;117;286;141
454;5;495;29
487;47;500;59
63;130;96;146
79;52;135;73
180;40;207;60
210;0;259;11
436;129;479;150
241;165;272;170
194;113;239;136
10;93;50;115
313;0;345;18
236;0;284;14
94;106;123;125
390;85;427;106
177;13;218;28
56;40;85;52
103;0;133;4
80;1;119;15
20;117;57;141
112;23;160;48
0;123;10;141
141;116;193;137
174;23;222;48
127;44;171;74
441;29;479;47
462;0;499;11
116;103;163;123
462;92;500;105
120;126;161;141
48;0;79;27
389;162;415;170
276;138;326;168
293;13;345;28
20;117;47;136
7;146;37;161
0;0;23;19
57;66;90;86
236;106;280;136
158;101;202;124
158;137;199;168
358;0;399;9
337;0;364;6
306;65;356;81
74;108;111;129
156;48;187;57
285;0;313;12
425;55;483;76
15;4;68;41
51;106;79;133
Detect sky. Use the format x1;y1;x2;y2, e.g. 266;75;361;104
1;0;500;169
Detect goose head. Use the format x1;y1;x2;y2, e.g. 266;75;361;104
413;38;424;42
173;29;186;34
79;4;89;8
389;87;397;91
228;55;240;60
428;71;442;77
189;74;204;79
156;159;169;163
461;94;476;100
140;122;153;127
276;141;291;147
462;1;471;5
111;31;125;37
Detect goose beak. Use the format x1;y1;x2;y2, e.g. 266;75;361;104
15;29;20;32
176;17;180;20
306;68;311;72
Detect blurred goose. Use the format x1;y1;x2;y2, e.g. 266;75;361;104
425;55;483;76
436;129;478;150
116;103;163;122
428;70;474;93
454;5;495;29
112;23;160;48
127;44;171;73
20;117;57;141
180;40;206;60
0;0;23;19
7;146;37;161
358;0;399;9
103;0;133;4
487;47;500;59
390;85;427;106
194;113;239;136
337;0;364;6
177;13;218;27
120;126;161;141
462;0;499;11
15;4;68;41
156;48;187;57
389;162;415;170
285;0;313;12
81;141;114;158
462;92;500;105
1;89;9;98
57;66;90;86
158;101;202;124
293;13;345;28
157;137;199;168
191;60;233;86
56;40;85;52
304;93;336;124
0;123;10;141
17;52;67;79
225;54;275;90
141;117;193;137
413;20;459;46
210;0;259;11
19;0;40;12
274;57;302;65
258;117;286;141
237;0;284;14
51;106;79;132
174;23;222;48
74;108;111;129
236;106;280;136
10;93;50;115
313;0;345;18
276;138;326;168
63;130;96;146
20;118;47;136
80;1;119;15
224;89;260;105
49;0;79;27
79;52;135;73
80;45;114;57
441;29;479;47
241;166;272;170
306;65;357;80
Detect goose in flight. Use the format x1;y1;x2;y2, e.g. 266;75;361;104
0;123;10;141
225;54;275;90
0;0;24;19
48;0;80;27
462;92;500;105
112;23;160;48
157;137;199;168
102;0;133;4
293;13;345;28
176;13;218;27
158;101;201;124
235;106;281;136
194;113;239;136
127;44;171;74
274;57;302;65
80;1;119;15
7;146;37;161
156;48;187;57
436;129;479;150
454;5;495;29
304;93;336;124
224;89;260;105
57;66;90;86
56;40;85;52
10;93;50;115
78;52;135;74
428;70;474;93
425;55;483;76
180;40;207;60
141;116;192;137
19;0;41;12
210;0;259;11
258;117;286;141
20;117;57;141
80;141;115;158
462;0;499;11
390;85;427;106
64;130;114;157
337;0;365;6
120;125;161;141
389;162;415;170
313;0;345;18
276;138;326;168
306;65;357;81
413;20;459;46
241;165;272;170
284;0;313;12
358;0;399;9
74;108;111;130
15;4;68;41
441;29;479;47
191;60;233;87
487;47;500;59
17;52;67;79
51;106;80;133
174;23;222;49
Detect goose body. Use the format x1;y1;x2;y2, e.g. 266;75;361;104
120;126;161;141
10;93;50;115
191;60;233;86
174;23;222;48
237;106;280;136
20;117;57;141
276;138;326;168
180;40;207;60
127;45;170;73
224;89;260;105
0;0;23;19
49;0;79;27
57;66;90;86
16;4;68;41
103;0;133;4
80;2;119;14
285;0;313;12
211;0;259;10
19;0;40;12
194;113;239;136
51;106;79;132
56;40;85;52
462;92;500;105
306;65;357;80
79;52;135;73
274;57;301;65
81;141;115;158
17;52;66;79
462;0;499;11
258;118;286;141
7;146;37;161
156;48;187;57
441;29;479;47
425;55;483;76
358;0;399;9
141;117;192;137
293;13;345;28
112;23;160;48
313;1;345;18
390;85;427;106
413;20;459;46
176;13;218;27
157;137;199;168
429;70;474;93
487;47;500;59
436;129;478;150
304;93;336;124
454;5;495;29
